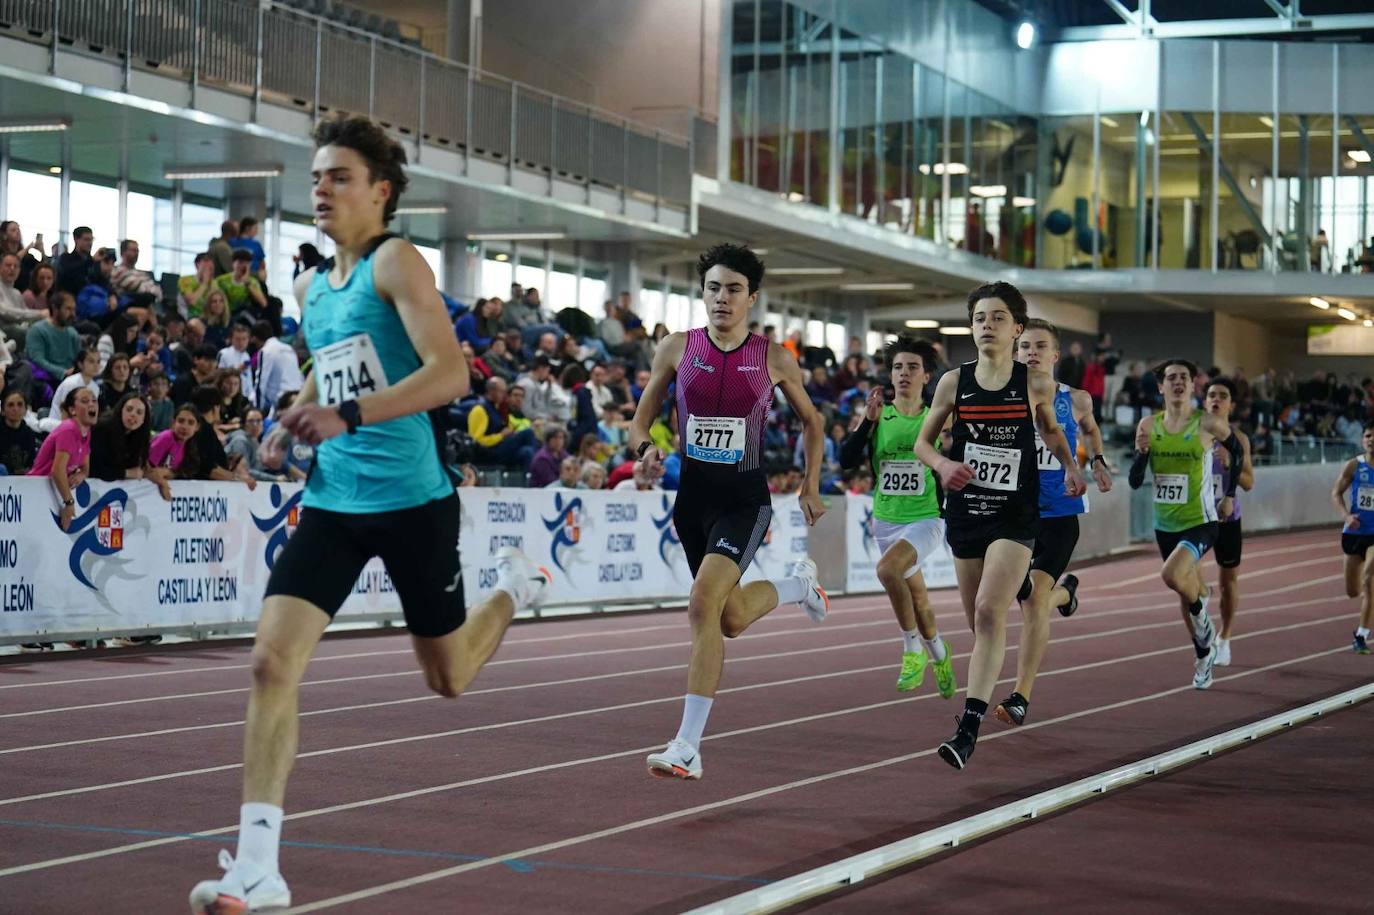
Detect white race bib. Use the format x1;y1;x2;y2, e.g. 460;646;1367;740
685;414;746;464
964;443;1019;492
1359;487;1374;512
879;460;926;497
314;333;388;407
1154;473;1189;505
1033;433;1060;471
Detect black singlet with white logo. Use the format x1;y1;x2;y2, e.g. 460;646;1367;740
946;360;1039;534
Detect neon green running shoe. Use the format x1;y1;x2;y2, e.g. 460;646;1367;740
896;650;927;691
931;645;957;699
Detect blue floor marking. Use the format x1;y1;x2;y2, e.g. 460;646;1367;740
0;818;769;885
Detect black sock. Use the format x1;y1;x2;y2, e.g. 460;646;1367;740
960;698;988;734
1192;637;1210;659
1188;597;1204;615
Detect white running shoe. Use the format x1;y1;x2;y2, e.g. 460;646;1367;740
789;557;829;623
494;546;552;610
646;738;703;780
1215;637;1231;667
189;850;291;914
1193;642;1218;690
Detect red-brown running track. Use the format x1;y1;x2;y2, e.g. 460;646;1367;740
0;528;1368;914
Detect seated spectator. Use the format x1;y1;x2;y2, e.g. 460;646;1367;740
146;373;173;432
528;426;569;488
631;368;650;402
466;376;538;469
501;287;546;331
481;334;521;382
782;329;803;360
603;360;635;411
111;239;163;312
178;252;218;317
805;365;835;404
250;320;303;415
562;363;598;446
138;326;176;380
574;430;607;467
49;348;101;423
97;352;137;414
455;297;502;352
504;382;535;433
186;384;256;487
218;320;255;399
515;356;571;424
226;408;289;482
149;404;200;476
598;299;625;350
0;253;47;349
291;242;324;279
544;454;583;490
22;262;55;312
613;463;661;492
201;288;233;350
216;249;267;315
461;340;492;388
580;459;607;490
0;389;39;474
172;343;220;405
231;217;267;272
89;392;170;498
28;386;97;531
217;368;250;435
0;220;46;289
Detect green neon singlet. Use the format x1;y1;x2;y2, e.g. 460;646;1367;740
1148;411;1216;532
870;404;941;524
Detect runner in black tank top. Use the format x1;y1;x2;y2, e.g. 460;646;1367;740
945;359;1039;555
915;282;1086;770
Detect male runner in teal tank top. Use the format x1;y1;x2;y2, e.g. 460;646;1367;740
1128;358;1242;691
190;115;551;915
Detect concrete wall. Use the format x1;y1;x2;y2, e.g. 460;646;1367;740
1100;311;1215;369
1213;312;1272;377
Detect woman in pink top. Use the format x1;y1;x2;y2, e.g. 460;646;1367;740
148;405;201;477
27;386;98;531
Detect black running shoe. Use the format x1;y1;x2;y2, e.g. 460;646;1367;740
994;692;1029;727
937;720;977;770
1058;574;1080;618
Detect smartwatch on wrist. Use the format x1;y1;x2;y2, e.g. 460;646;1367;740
1091;453;1107;469
636;440;653;460
61;498;75;507
337;400;362;435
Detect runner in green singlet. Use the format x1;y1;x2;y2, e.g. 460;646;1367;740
1129;358;1243;690
838;336;956;698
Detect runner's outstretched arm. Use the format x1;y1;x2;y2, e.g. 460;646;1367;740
914;372;969;490
771;343;826;525
1072;388;1112;491
629;332;685;478
1031;373;1086;496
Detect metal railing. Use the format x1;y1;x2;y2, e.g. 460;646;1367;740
0;0;693;208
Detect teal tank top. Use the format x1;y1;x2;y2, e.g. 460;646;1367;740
300;239;453;513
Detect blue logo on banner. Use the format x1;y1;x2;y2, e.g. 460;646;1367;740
57;482;130;590
541;493;583;573
251;485;304;571
860;503;875;557
651;494;682;567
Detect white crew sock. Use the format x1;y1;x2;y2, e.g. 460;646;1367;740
901;629;923;654
1358;627;1371;638
924;633;948;662
235;802;283;874
674;694;714;750
771;576;808;606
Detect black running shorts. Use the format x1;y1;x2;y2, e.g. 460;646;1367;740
1031;515;1081;581
672;494;772;578
1341;533;1374;558
1214;519;1243;569
265;493;466;638
1155;522;1218;563
945;517;1038;561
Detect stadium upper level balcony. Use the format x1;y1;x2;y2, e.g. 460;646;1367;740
0;0;692;242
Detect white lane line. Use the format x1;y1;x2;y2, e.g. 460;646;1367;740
0;609;1349;869
281;643;1354;912
1094;550;1333;591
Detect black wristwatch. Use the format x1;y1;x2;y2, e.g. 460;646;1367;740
1090;453;1107;469
337;400;362;435
61;498;75;507
636;440;653;460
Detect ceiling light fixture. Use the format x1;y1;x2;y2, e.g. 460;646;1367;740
1015;21;1035;50
0;117;70;134
768;266;844;276
969;184;1008;198
394;205;449;215
1348;149;1371;164
493;252;509;262
1100;116;1119;128
904;319;940;329
1311;297;1330;309
1364;319;1373;328
917;162;969;176
840;282;915;292
1012;196;1036;207
467;231;566;241
164;164;283;180
938;326;972;335
47;166;61;175
1338;308;1357;321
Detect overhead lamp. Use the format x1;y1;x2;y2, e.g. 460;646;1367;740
768;266;844;276
1100;116;1119;129
840;282;915;291
939;326;973;335
1338;308;1357;321
1012;196;1036;207
47;166;61;175
1364;319;1372;328
1258;115;1274;128
917;162;969;176
1015;21;1035;50
493;252;510;262
164;164;283;180
1140;111;1151;128
467;231;566;241
0;117;70;134
904;319;940;329
786;191;806;202
1311;297;1330;309
1347;149;1371;164
969;184;1008;198
752;247;771;255
394;205;449;215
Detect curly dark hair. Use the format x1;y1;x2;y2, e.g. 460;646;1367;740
885;335;940;376
966;281;1028;325
312;114;410;223
696;243;765;294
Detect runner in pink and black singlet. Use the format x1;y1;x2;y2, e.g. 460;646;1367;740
628;243;831;781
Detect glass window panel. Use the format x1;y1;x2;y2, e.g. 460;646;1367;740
152;197;176;276
914;66;944;241
414;244;442;291
275;220;320;318
481;257;512;299
182;202;226;274
825;321;846;356
805;318;824;346
547;269;577;313
7;170;61;251
755;0;784;194
730;0;759;185
642;287;668;329
580;276;608;319
687;294;706;327
1040;116;1101;269
1216;113;1272;271
70;180;121;256
514;262;544;294
945;82;969;249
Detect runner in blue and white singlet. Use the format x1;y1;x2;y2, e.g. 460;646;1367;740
1332;423;1374;653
